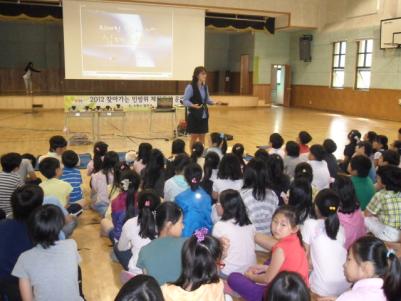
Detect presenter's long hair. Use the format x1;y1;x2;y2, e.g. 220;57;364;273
192;66;207;85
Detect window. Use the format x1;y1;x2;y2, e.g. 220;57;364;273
355;39;373;89
331;41;346;88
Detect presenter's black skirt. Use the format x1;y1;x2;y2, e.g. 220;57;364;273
187;114;209;134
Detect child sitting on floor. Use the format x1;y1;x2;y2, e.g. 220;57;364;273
283;141;304;179
348;155;376;210
323;138;339;178
265;271;310;301
206;132;227;159
90;151;120;217
331;175;366;249
268;133;285;158
161;231;226;301
307;144;331;191
212;189;256;276
176;163;212;237
137;202;186;285
106;169;141;244
87;141;108;176
212;154;243;201
38;135;68;164
365;165;401;242
115;275;164;301
60;150;84;210
227;206;309;301
163;154;190;202
240;158;279;235
301;189;350;298
117;189;161;274
39;157;72;208
297;131;312;155
12;205;83;301
133;143;152;175
336;236;401;301
0;153;24;217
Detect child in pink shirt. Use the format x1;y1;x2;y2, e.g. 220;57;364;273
331;175;366;249
336;236;400;301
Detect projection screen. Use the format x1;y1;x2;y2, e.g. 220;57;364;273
63;1;205;80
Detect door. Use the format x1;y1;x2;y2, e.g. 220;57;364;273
240;55;249;95
270;64;291;106
283;64;292;107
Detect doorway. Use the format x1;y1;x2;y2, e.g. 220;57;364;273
240;54;250;95
271;64;291;106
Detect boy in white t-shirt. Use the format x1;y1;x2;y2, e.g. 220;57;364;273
307;144;331;191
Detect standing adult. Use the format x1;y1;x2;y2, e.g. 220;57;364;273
22;62;40;94
183;66;220;149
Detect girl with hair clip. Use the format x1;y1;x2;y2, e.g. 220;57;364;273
266;154;290;205
87;141;108;176
137;202;186;285
117;189;161;274
141;149;166;198
200;151;220;197
104;170;141;244
331;236;401;301
301;189;350;298
175;163;212;237
133;143;152;175
331;175;366;250
240;158;278;236
341;129;362;172
163;154;191;202
213;190;256;277
228;206;309;301
161;229;226;301
91;151;120;217
190;142;205;167
231;143;246;170
265;271;311;301
206;132;227;159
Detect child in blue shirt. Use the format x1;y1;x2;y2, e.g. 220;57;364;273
175;163;212;237
60;150;83;214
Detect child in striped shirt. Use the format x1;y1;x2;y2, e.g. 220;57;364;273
60;150;84;213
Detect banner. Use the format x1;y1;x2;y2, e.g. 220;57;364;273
64;95;183;112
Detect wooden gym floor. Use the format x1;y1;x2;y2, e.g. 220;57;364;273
0;105;400;301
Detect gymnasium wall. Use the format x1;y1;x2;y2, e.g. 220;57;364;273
288;0;401;122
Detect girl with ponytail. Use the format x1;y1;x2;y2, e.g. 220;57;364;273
334;236;401;301
87;141;108;176
175;163;212;237
190;141;205;167
117;189;161;274
301;189;350;298
161;231;225;301
107;169;141;243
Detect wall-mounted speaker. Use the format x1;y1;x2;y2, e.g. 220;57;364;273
299;35;313;62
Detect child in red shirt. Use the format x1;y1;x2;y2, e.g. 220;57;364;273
227;206;309;301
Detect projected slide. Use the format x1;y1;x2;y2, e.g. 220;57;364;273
80;6;173;78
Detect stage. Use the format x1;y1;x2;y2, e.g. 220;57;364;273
0;94;268;110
